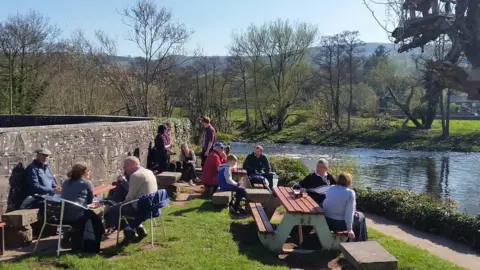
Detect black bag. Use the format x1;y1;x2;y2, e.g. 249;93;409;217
7;162;28;212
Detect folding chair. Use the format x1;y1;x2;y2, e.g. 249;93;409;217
116;196;167;247
33;196;88;257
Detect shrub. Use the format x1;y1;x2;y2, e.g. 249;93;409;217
270;156;309;186
216;132;232;143
355;188;480;251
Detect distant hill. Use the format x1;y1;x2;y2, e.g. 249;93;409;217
116;42;421;71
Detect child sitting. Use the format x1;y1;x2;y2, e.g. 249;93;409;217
217;154;246;214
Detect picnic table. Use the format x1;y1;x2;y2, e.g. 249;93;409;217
249;186;347;253
231;168;247;183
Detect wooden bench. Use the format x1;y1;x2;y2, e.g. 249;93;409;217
248;203;274;234
340;241;398;270
0;222;5;256
253;183;265;189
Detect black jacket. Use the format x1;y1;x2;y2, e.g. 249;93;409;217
298;172;336;189
298;172;336;205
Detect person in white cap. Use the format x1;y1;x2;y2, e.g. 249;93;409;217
25;148;61;197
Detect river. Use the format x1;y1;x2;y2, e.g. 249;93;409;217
230;142;480;216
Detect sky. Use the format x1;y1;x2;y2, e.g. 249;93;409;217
1;0;392;56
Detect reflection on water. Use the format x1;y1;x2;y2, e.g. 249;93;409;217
231;142;480;215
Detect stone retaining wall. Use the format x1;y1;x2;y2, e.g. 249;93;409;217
0;116;192;214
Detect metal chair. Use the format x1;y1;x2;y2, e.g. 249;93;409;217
33;196;88;257
116;198;167;247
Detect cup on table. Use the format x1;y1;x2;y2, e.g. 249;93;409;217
293;189;300;199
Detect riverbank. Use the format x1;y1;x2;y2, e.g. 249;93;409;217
231;114;480;152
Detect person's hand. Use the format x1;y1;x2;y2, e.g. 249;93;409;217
347;230;355;240
204;151;208;157
53;186;62;193
117;175;125;182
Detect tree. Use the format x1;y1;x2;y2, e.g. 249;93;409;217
315;34;346;130
230;19;318;131
0;10;60;114
86;0;193;116
343;30;365;131
228;52;251;127
363;45;390;74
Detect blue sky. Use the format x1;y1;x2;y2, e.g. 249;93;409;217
1;0;390;56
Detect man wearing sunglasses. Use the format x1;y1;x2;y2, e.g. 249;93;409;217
242;145;274;191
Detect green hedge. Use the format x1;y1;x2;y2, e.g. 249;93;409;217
356;188;480;251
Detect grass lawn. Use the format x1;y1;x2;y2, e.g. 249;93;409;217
2;200;464;270
227;108;480;152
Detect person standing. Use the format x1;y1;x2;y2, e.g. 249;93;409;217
154;125;171;173
200;116;216;167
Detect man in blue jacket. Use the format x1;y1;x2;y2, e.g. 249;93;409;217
25;148;60;197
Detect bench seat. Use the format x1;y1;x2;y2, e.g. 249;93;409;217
253;183;265;189
212;190;232;206
248;203;274;234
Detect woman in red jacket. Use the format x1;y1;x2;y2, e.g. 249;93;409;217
202;142;227;196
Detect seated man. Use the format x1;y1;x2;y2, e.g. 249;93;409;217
105;156;158;245
297;158;336;205
21;148;61;209
202;142;227;196
242;145;274;190
217;154;246;214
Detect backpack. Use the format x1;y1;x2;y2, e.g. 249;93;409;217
7;162;29;212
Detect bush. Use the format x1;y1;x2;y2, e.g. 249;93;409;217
270;156;309;186
216;132;232;143
356;188;480;251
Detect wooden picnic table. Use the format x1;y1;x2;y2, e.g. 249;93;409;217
231;168;247;183
93;184;116;197
249;186;345;253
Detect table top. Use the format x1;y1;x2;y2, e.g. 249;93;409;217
273;186;323;215
232;168;247;175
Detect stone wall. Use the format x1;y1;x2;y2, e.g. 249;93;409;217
0;116;192;214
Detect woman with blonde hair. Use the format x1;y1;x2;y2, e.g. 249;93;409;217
322;172;368;242
61;162;94;221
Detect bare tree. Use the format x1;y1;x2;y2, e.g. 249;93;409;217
227;52;251;127
0;10;60;114
343;31;365;131
83;0;193;117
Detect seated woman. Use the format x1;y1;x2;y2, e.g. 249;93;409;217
178;143;201;186
61;162;94;222
297;158;335;205
322;173;368;242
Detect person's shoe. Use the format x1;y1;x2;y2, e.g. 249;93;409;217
120;229;136;246
189;180;196;186
135;227;148;242
194;177;201;184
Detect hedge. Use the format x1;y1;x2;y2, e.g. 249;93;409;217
356;188;480;251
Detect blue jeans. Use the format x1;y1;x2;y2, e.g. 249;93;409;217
248;173;274;190
325;212;368;242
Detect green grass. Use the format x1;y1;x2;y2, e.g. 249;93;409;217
1;200;464;270
226;108;480;152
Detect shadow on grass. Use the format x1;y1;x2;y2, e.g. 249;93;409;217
197;201;224;213
229;222;349;269
169;206;200;217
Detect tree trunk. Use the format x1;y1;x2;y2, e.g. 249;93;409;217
445;89;451;137
242;79;250;127
440;89;447;137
